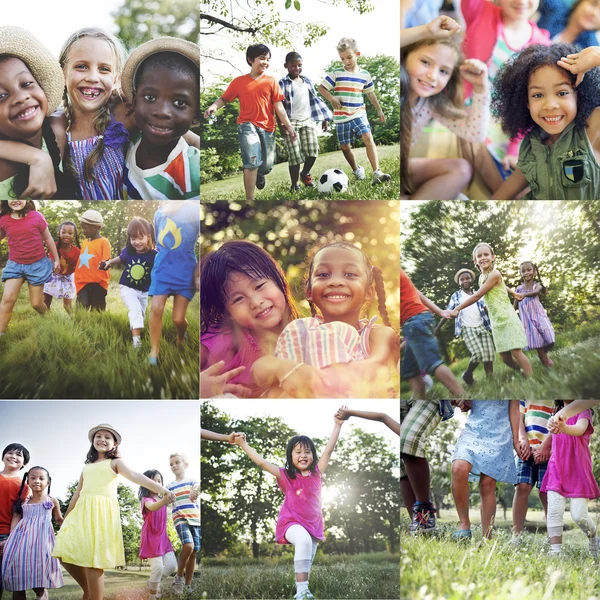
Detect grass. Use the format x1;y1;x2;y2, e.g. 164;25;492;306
200;146;399;201
0;269;199;399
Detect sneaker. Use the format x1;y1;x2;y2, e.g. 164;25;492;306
353;165;365;180
256;173;266;189
589;534;599;558
461;370;474;386
410;501;436;535
373;169;391;184
510;534;523;547
148;356;159;366
294;590;314;600
300;172;315;187
452;529;472;541
290;183;301;193
548;548;562;557
172;575;184;595
186;584;194;594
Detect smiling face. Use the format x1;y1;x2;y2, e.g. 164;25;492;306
498;0;539;22
520;262;535;281
131;233;150;253
458;272;474;290
527;65;577;144
250;54;270;76
285;57;302;79
571;0;600;31
7;199;27;215
404;43;456;104
291;442;314;473
28;468;49;493
2;448;25;472
93;430;116;454
59;224;76;246
474;244;495;273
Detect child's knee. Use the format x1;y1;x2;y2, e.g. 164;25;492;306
340;143;352;151
479;476;496;494
173;315;187;328
515;483;532;497
449;158;472;184
451;460;470;479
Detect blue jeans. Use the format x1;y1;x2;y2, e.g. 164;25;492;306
238;122;275;173
401;312;444;379
1;256;52;286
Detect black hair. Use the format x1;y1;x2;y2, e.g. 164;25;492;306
246;44;271;66
491;43;600;139
13;466;51;515
285;435;318;479
554;400;565;413
519;261;547;294
285;52;302;64
57;220;81;250
138;469;163;500
0;200;36;218
2;443;30;468
400;64;413;196
126;217;155;254
85;431;121;464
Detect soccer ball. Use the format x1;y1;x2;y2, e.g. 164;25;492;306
317;168;349;193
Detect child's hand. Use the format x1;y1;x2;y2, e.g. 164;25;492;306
336;407;350;421
330;97;343;111
98;260;110;271
460;59;488;94
532;444;551;465
21;152;57;199
52;260;61;274
190;484;199;503
513;292;525;302
203;105;217;119
501;154;518;172
451;400;472;412
557;46;600;87
232;432;246;446
200;361;251;398
334;405;348;425
448;309;459;319
425;15;461;40
282;124;297;141
517;437;531;461
378;110;385;123
322;121;329;132
226;432;237;444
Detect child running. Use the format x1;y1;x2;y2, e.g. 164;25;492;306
449;243;533;377
52;424;174;600
541;401;600;557
515;260;555;366
138;470;177;600
233;407;347;600
99;217;156;349
0;200;59;335
2;466;63;600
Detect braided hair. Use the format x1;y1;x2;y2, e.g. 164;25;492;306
12;466;51;515
57;220;81;250
519;261;547;294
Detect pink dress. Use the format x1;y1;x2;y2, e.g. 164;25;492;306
139;498;174;559
541;410;600;498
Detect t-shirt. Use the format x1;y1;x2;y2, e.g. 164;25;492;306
0;474;30;535
166;479;199;527
75;236;111;293
139;498;174;559
520;400;554;446
290;78;311;120
0;211;48;264
118;247;157;292
459;291;484;328
320;67;373;123
57;244;81;276
400;269;427;325
222;74;285;132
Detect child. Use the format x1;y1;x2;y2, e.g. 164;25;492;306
318;37;391;185
515;261;555;366
401;16;490;199
138;470;177;600
166;453;199;596
201;429;236;442
400;64;413;198
53;424;173;600
452;400;520;540
541;401;600;557
336;406;400;436
449;243;533;377
2;467;63;600
253;241;399;398
120;37;200;200
434;268;495;385
278;51;332;192
0;200;60;334
74;209;111;311
43;220;81;313
549;400;600;431
491;43;600;199
148;200;199;365
200;240;299;397
400;269;466;399
203;43;296;201
99;217;156;348
233;408;346;600
539;0;600;48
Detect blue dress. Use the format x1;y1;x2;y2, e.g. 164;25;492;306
452;400;517;483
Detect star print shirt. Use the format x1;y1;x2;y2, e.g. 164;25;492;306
74;236;111;293
118;247;157;292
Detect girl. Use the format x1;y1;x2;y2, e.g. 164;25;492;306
451;400;520;540
200;239;299;397
138;470;177;600
539;0;600;48
2;467;63;600
541;401;600;557
233;409;346;600
400;64;413;198
99;217;156;349
491;43;600;199
0;200;60;335
401;16;490;199
52;424;175;600
43;220;80;313
253;241;399;398
515;260;555;366
449;243;533;377
549;400;600;432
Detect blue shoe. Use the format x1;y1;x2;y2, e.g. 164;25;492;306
148;356;158;366
452;529;472;540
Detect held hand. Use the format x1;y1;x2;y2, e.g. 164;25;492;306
322;121;329;132
533;444;551;465
21;152;57;199
460;59;488;94
440;309;453;319
425;15;461;39
513;293;525;302
557;46;600;87
98;260;110;271
232;432;246;446
449;308;460;319
456;400;472;412
335;407;350;421
378;111;385;123
501;154;518;172
518;438;531;461
330;97;343;111
52;260;61;274
226;431;237;444
203;105;217;119
334;405;349;425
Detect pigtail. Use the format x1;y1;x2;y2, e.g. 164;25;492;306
12;472;28;516
400;65;413;197
535;264;547;295
83;102;112;184
554;400;565;414
372;266;391;327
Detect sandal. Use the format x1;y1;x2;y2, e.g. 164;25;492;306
452;529;472;540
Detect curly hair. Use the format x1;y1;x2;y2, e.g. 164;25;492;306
491;43;600;139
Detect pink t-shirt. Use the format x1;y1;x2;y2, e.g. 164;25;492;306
139;498;174;559
541;410;600;499
275;465;324;544
0;211;48;264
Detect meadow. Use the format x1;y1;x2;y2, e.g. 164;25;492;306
0;269;199;399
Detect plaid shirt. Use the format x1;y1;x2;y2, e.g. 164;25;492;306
278;74;333;122
447;289;491;337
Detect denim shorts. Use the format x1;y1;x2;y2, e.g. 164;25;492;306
336;114;371;146
401;312;444;379
238;122;275;173
175;522;200;551
516;455;549;489
1;256;53;286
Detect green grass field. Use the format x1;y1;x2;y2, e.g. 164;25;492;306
200;146;399;201
0;269;199;399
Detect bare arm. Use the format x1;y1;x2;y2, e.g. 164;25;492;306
203;97;226;118
548;401;600;431
235;436;281;479
336;407;400;436
274;101;296;139
201;428;236;443
401;16;461;48
509;400;522;454
517;409;532;460
52;497;64;525
10;510;22;532
0;141;57;199
452;271;501;313
64;474;84;518
366;91;384;122
318;84;342;111
113;459;170;496
557;418;590;437
417;291;451;318
142;495;171;513
183;130;200;149
519;283;542;298
317;408;346;473
491;168;529;200
367;326;398;364
98;256;122;270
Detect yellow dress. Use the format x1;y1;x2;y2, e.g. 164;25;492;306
53;459;125;568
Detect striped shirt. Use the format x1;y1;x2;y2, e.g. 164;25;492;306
167;479;199;527
320;67;373;123
520;400;554;446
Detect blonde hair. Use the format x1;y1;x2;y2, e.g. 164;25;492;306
472;243;495;272
336;37;358;53
169;452;189;465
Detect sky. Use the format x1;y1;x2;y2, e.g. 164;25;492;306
0;401;200;500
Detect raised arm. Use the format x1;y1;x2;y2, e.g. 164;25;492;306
548;400;600;431
336;407;400;436
113;459;172;497
201;428;236;443
234;434;281;479
317;407;346;473
401;15;461;48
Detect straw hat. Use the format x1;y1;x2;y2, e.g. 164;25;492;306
79;209;104;226
88;423;122;445
0;26;64;116
121;36;199;102
454;268;475;284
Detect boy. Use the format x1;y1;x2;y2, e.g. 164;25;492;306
434;268;495;385
120;37;200;199
167;452;200;596
278;51;332;192
75;210;111;311
318;37;390;184
203;44;296;201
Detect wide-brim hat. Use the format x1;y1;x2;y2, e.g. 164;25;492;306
121;36;200;103
79;209;104;226
88;423;122;445
454;268;475;284
0;26;64;116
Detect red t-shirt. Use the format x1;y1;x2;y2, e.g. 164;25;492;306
0;474;30;535
400;269;427;325
57;244;81;276
222;74;285;132
0;210;48;264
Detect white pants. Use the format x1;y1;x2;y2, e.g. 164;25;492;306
119;284;149;330
547;490;596;538
147;551;177;584
285;524;319;574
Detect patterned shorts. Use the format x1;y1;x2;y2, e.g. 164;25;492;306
516;455;548;490
335;114;371;146
283;118;319;166
175;522;200;552
461;325;495;362
44;273;76;300
400;400;441;478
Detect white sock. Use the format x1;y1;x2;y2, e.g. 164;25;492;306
296;581;309;593
550;543;562;554
132;335;141;347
